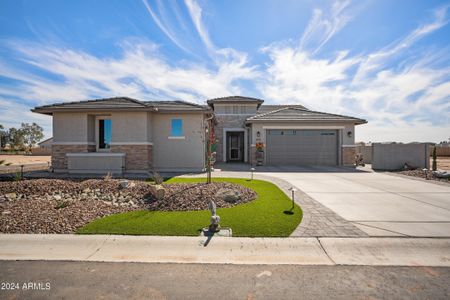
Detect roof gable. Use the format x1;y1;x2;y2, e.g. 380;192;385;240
207;96;264;108
247;107;367;124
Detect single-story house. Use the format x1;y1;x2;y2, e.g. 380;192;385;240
30;137;53;155
38;137;53;149
32;96;366;174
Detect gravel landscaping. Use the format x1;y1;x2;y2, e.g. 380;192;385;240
0;179;256;234
396;169;450;184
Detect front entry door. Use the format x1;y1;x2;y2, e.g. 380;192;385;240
227;132;244;162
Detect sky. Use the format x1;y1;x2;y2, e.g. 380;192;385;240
0;0;449;143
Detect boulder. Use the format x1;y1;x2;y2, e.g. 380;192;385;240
149;184;165;200
215;188;241;203
118;180;129;189
5;193;17;200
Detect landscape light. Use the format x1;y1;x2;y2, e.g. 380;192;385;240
250;167;255;180
288;187;297;211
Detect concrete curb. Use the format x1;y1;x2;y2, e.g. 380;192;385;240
1;235;449;267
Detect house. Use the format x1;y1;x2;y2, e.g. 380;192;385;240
32;96;366;174
37;137;53;149
31;137;53;155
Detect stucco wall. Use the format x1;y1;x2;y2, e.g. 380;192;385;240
53;113;89;143
110;111;150;143
152;113;206;171
372;143;430;170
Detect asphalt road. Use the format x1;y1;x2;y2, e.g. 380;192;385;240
1;261;449;299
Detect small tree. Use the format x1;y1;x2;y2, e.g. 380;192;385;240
0;124;7;150
20;122;44;152
432;146;437;171
8;127;25;151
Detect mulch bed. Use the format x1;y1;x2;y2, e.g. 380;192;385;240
0;179;256;234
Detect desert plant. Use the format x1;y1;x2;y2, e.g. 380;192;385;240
152;171;164;185
103;172;113;181
432;146;437;171
54;200;71;209
0;160;12;166
14;172;22;181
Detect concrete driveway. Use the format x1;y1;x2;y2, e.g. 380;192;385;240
261;167;450;237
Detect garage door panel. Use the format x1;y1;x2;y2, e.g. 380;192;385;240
266;129;338;166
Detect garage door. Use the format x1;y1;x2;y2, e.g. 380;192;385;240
266;129;338;165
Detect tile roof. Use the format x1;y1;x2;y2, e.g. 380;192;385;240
143;100;209;111
207;96;264;107
257;104;307;114
32;97;209;114
246;107;367;124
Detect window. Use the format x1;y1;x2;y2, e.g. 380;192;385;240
269;130;295;135
98;119;111;149
171;119;183;137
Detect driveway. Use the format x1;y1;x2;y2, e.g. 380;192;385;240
261;167;450;237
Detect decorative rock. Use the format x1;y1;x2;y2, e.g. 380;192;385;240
82;188;91;193
2;210;11;215
215;188;241;203
5;193;17;200
118;180;129;189
53;195;62;201
150;184;166;200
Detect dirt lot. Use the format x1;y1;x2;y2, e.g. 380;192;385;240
0;154;50;165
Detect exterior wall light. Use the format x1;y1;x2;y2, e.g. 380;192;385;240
257;131;261;138
347;131;353;138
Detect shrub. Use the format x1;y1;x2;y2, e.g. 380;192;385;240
152;172;164;185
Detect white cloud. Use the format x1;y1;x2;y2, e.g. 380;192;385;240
300;0;353;54
354;5;449;82
0;39;258;105
184;0;214;52
260;2;450;142
142;0;193;54
0;97;52;138
0;0;449;143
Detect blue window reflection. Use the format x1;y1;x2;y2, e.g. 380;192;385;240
99;119;111;149
171;119;183;136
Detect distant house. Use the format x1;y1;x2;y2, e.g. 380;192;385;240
32;96;367;174
31;137;53;155
38;137;53;149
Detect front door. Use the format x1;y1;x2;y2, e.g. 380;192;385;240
226;132;244;162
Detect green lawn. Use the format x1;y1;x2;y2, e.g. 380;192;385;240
77;178;302;237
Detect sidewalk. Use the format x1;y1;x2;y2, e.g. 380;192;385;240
1;235;449;267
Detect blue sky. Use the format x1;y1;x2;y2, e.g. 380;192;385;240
0;0;449;142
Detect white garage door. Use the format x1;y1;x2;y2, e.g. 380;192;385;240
266;129;338;166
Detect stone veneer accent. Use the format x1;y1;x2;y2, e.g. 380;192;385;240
342;146;356;166
52;144;95;170
110;144;152;171
214;115;248;162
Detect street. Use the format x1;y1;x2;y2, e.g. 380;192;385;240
1;261;449;299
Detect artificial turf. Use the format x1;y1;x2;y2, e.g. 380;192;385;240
77;177;302;237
